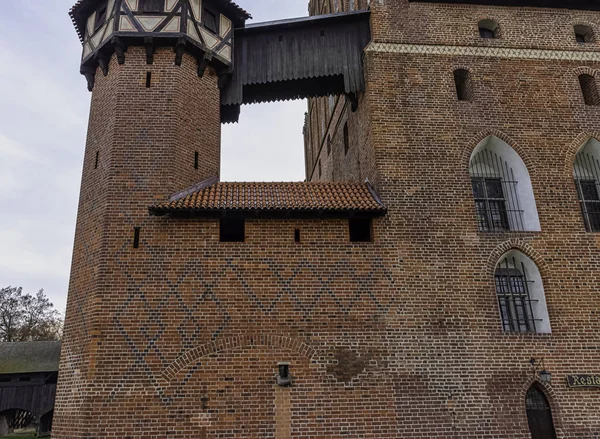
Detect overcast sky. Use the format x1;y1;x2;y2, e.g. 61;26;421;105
0;0;308;314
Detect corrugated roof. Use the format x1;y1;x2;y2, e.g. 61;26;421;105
0;342;61;375
150;181;386;216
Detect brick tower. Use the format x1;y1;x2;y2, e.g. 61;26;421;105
56;0;600;437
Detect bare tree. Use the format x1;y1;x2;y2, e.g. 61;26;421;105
0;286;62;342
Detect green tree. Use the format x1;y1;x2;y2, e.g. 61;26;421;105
0;286;62;342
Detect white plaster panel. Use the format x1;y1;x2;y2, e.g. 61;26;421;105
217;45;231;62
102;19;114;43
188;19;201;43
220;15;232;37
138;16;165;32
119;16;137;32
124;0;139;11
162;16;180;33
91;25;106;48
107;0;116;16
86;13;96;39
190;0;201;21
200;28;219;49
166;0;179;12
83;42;93;59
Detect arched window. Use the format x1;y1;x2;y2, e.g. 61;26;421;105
573;137;600;232
478;19;500;39
469;136;540;232
526;386;557;439
454;69;473;101
579;74;600;106
495;251;551;334
574;24;595;44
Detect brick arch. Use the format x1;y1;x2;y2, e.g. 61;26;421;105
160;334;318;383
563;132;600;175
521;377;564;434
485;239;548;278
572;66;600;77
462;130;536;176
451;65;473;73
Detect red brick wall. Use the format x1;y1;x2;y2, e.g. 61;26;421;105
56;2;600;438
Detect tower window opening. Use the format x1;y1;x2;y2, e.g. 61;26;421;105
454;69;473;101
140;0;163;13
343;123;349;155
579;74;600;106
327;135;332;155
478;19;499;39
574;139;600;232
94;4;108;32
146;72;152;88
294;229;301;243
318;159;322;178
203;8;219;34
220;218;245;242
194;151;199;169
133;227;141;248
574;25;595;44
349;218;373;242
94;151;99;169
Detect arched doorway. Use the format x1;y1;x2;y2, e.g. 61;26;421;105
526;385;556;439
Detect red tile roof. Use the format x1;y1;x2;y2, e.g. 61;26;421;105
149;180;386;217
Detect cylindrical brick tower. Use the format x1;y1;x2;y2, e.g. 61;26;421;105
54;1;250;437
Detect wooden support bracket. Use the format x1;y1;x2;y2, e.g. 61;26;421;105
112;37;127;65
95;54;109;76
81;66;96;92
174;38;186;66
197;53;213;78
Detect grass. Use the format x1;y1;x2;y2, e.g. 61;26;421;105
0;433;38;439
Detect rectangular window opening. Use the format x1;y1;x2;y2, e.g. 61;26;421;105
0;377;11;383
19;377;31;382
194;151;199;169
140;0;163;13
133;227;141;248
294;229;301;243
343;123;349;155
203;8;219;34
349;218;373;242
146;71;152;88
220;218;245;242
94;151;99;169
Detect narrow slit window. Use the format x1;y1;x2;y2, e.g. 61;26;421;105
454;69;473;101
220;218;245;242
19;377;31;382
194;151;199;169
318;159;322;178
146;72;152;88
327;135;331;155
349;218;373;242
574;25;595;44
343;123;349;155
203;8;219;34
294;229;301;243
579;74;600;106
94;151;99;169
133;227;141;248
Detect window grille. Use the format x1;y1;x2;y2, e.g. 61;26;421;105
574;151;600;232
495;257;538;333
470;149;524;232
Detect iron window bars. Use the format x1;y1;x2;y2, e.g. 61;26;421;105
470;149;525;232
495;256;539;333
574;151;600;232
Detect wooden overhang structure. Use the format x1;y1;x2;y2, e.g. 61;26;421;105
408;0;600;9
221;10;371;123
0;342;61;434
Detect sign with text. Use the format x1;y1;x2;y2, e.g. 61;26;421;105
567;375;600;388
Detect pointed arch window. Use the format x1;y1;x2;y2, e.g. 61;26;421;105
526;386;557;439
573;138;600;232
495;251;551;334
469;136;540;232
